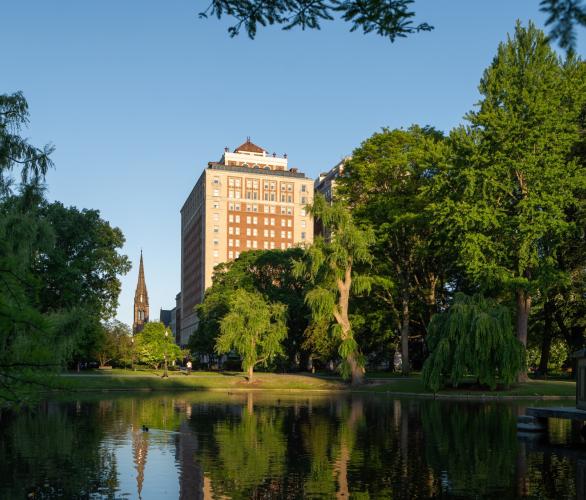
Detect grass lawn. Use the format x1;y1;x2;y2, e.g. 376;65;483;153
51;369;576;399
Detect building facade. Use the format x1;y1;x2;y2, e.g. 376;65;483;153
314;158;347;240
133;251;149;334
179;139;314;345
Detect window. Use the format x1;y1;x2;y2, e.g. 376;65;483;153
270;206;276;214
264;217;269;225
246;228;251;236
264;241;269;249
228;190;234;199
235;191;241;199
301;220;306;228
301;196;307;204
287;243;292;248
270;194;275;201
281;219;286;227
287;185;292;191
281;243;286;250
301;208;306;216
270;242;275;249
235;251;240;258
213;239;219;245
246;216;251;224
235;215;240;223
301;184;307;192
235;227;241;235
287;207;292;215
229;178;235;187
287;231;292;239
235;203;240;211
229;239;233;247
270;218;275;226
281;185;286;191
253;216;257;224
213;202;220;209
213;226;219;233
253;228;257;236
213;250;219;257
235;179;241;187
246;192;252;200
229;214;234;223
228;251;233;259
246;240;251;248
229;227;234;235
287;219;292;227
253;180;258;188
281;194;286;202
229;203;234;211
281;230;286;238
281;206;287;214
235;239;240;246
253;240;258;249
270;230;275;237
246;204;251;212
287;195;292;203
264;193;269;201
301;231;306;240
246;180;252;188
264;229;269;237
253;204;258;212
213;177;220;185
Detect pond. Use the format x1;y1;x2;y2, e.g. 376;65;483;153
0;392;584;499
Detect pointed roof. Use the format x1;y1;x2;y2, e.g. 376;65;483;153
135;251;148;301
234;138;265;154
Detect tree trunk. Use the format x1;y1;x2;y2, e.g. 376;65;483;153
516;289;531;382
538;298;554;375
247;365;254;383
401;294;410;375
346;353;364;386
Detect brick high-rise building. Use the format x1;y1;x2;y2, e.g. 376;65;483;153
179;139;314;345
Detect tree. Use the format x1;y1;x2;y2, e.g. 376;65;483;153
430;22;586;380
135;322;182;370
422;293;525;392
293;195;374;385
201;0;584;52
338;125;453;374
215;289;287;382
190;248;310;369
96;320;132;368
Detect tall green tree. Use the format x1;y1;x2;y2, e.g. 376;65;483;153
338;125;453;373
135;322;182;370
430;22;586;379
294;195;374;385
216;289;287;382
96;320;132;368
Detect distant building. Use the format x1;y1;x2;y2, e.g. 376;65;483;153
160;294;182;346
179;139;314;345
314;158;347;240
133;251;149;334
159;308;172;327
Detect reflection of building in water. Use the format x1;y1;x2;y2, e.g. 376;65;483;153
132;427;149;499
175;419;208;499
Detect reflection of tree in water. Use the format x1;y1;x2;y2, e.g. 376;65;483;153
197;393;286;499
421;401;519;496
0;400;119;498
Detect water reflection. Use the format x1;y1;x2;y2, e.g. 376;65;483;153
0;393;583;499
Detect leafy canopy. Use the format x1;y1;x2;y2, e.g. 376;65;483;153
422;293;525;391
215;288;287;378
135;322;182;370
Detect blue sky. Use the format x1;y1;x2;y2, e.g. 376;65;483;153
3;1;584;326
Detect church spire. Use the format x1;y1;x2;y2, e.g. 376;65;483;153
133;251;149;333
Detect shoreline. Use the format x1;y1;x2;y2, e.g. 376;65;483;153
47;371;577;402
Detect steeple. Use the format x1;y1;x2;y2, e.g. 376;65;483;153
133;251;149;333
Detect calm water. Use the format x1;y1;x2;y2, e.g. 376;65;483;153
0;392;584;499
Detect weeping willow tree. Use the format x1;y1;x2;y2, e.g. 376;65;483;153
422;293;525;391
294;195;374;385
216;289;287;382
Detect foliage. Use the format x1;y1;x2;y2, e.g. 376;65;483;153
201;0;585;52
527;338;569;373
96;320;132;367
199;0;432;41
135;322;182;370
429;22;586;357
0;91;53;193
338;125;454;373
293;195;374;384
190;248;310;368
422;294;525;391
215;289;287;381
